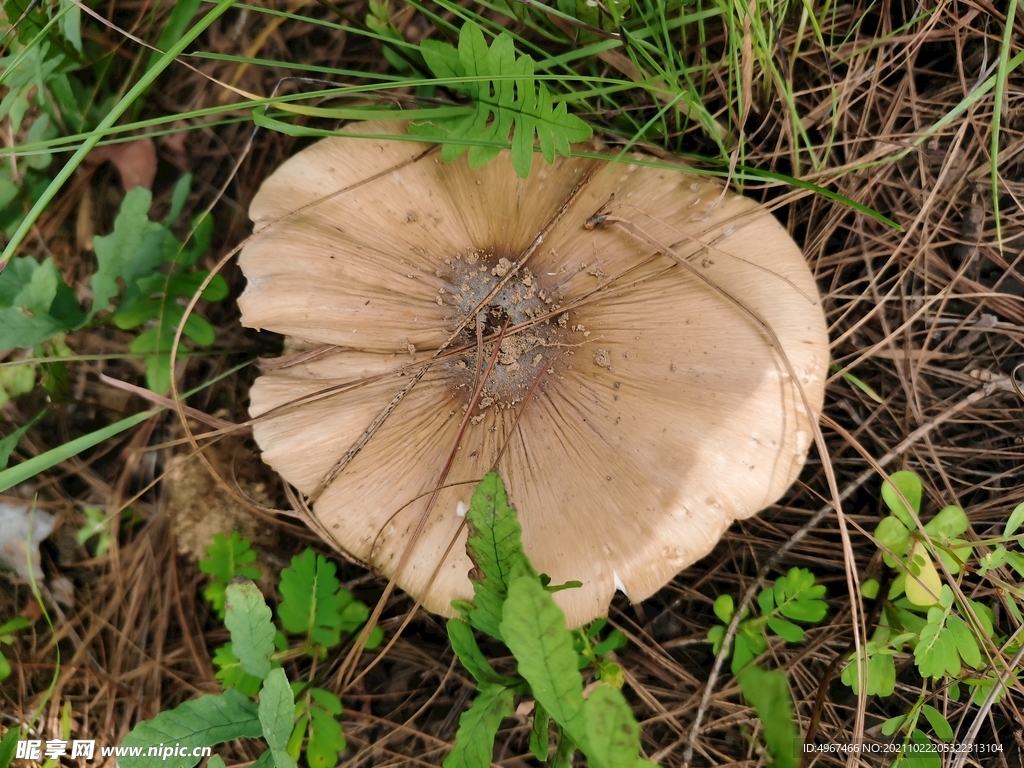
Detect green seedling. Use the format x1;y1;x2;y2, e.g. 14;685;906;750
119;536;381;768
444;471;653;768
839;471;1019;766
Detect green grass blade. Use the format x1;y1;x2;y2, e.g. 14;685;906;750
0;0;238;266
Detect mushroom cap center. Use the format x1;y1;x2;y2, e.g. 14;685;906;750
440;248;570;411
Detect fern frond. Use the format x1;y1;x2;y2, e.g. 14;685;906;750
412;22;591;178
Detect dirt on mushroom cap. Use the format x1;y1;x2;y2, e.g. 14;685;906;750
238;121;829;628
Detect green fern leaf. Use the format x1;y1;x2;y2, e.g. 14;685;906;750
413;21;591;178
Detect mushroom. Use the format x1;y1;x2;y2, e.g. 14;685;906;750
238;121;829;628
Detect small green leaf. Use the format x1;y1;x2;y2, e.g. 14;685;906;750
119;689;262;768
924;505;969;540
90;187;155;316
1005;503;1024;538
277;548;344;646
530;701;550;761
731;629;766;675
447;618;517;687
737;665;798;768
881;715;906;736
706;624;725;654
945;615;981;669
766;617;805;643
905;541;943;607
0;412;42;470
259;669;297;764
211;643;263;697
0;616;31;639
881;471;922;528
915;620;960;679
499;567;586;744
0;727;22;768
875;516;912;566
713;594;734;624
199;531;261;617
442;684;514;768
306;705;346;768
581;686;646;768
551;727;576;768
464;471;535;639
592;629;627;657
861;578;880;600
838;368;884;403
224;580;275;680
757;586;775;614
307;688;340;715
921;705;953;742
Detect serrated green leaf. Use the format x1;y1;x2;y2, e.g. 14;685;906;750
277;548;343;645
581;686;645;768
766;617;805;643
448;618;518;687
224;580;275;680
530;701;550;762
736;665;798;768
212;643;263;697
259;668;296;758
464;471;535;639
500;568;586;744
200;532;261;618
119;689;262;768
921;705;953;742
443;683;514;768
411;22;591;178
881;471;922;528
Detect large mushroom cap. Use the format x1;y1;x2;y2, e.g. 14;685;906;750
238;122;829;628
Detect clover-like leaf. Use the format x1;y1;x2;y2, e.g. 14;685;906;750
881;470;922;528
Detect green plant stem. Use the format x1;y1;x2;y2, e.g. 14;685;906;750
0;0;238;267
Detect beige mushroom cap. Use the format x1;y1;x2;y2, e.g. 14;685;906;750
238;122;829;628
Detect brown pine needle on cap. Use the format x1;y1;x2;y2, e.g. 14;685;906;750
237;120;830;628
